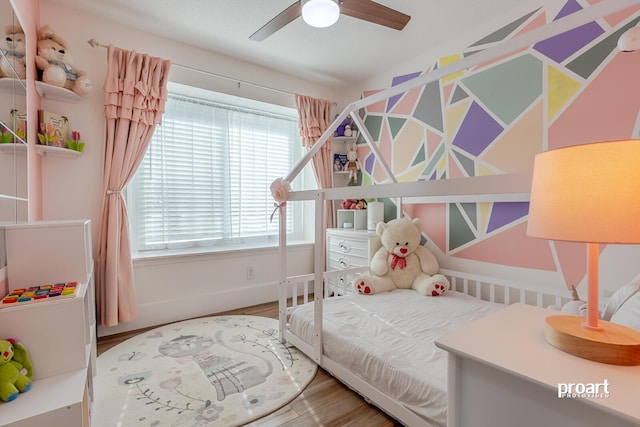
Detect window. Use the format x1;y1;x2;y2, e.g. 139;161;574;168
128;89;305;254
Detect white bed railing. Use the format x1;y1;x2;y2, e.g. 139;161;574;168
279;266;571;337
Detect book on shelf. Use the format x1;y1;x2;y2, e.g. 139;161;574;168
333;153;348;172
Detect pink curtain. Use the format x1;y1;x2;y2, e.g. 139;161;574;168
295;94;334;229
96;45;171;326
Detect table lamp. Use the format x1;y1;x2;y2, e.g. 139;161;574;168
527;139;640;365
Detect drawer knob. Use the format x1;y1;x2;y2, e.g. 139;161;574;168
339;258;349;268
339;241;351;252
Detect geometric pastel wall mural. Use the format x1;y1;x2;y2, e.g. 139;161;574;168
359;1;640;288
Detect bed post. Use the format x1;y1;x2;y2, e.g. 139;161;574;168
312;189;325;363
278;198;287;343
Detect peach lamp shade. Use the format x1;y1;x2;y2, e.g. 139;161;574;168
527;139;640;244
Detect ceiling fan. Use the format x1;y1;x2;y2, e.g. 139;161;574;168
249;0;411;41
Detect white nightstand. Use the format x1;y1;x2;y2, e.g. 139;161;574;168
435;303;640;427
326;228;380;295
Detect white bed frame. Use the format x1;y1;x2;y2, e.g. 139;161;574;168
275;2;636;425
279;267;571;426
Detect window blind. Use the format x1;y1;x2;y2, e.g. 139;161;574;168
128;93;302;253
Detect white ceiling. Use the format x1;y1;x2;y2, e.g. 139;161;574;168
46;0;557;87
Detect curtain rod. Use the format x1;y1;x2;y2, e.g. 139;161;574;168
87;38;335;104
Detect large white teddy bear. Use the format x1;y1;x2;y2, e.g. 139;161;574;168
353;217;450;296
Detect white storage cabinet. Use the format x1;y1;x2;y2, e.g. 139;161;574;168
326;228;380;295
0;220;95;427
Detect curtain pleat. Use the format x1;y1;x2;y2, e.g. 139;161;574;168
96;45;171;327
295;94;334;230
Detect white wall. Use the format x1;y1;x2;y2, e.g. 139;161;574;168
37;2;348;335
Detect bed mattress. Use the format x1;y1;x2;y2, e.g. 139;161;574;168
288;289;503;426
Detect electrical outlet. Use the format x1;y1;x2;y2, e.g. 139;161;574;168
246;266;255;280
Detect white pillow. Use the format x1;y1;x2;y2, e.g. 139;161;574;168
610;292;640;330
601;272;640;321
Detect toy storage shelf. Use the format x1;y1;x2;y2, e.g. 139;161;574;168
0;220;95;427
0;369;89;427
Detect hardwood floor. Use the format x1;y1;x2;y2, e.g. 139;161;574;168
96;300;400;427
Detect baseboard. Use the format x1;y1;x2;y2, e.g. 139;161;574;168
97;281;279;337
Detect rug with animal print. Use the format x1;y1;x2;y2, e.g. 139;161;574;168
93;315;317;427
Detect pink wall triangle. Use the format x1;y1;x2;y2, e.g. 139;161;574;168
391;86;423;115
363;90;388;113
426;129;443;158
452;222;556;270
549;52;640;149
404;204;447;253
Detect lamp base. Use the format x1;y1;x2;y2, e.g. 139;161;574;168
545;315;640;365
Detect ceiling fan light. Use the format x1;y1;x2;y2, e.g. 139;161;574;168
618;26;640;52
301;0;340;28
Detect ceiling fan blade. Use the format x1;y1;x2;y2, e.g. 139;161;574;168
250;2;302;41
340;0;410;31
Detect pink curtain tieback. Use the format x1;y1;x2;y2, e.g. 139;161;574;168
106;189;121;195
270;201;286;223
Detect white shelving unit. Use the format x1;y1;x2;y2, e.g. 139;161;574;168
0;220;95;427
331;136;358;188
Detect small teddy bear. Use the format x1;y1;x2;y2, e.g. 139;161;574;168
0;338;33;402
34;25;92;96
353;218;450;296
0;24;26;80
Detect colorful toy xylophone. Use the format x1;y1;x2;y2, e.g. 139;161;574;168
1;282;80;307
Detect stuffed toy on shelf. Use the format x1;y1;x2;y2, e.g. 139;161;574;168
0;338;33;402
345;143;360;185
0;24;26;80
34;25;92;96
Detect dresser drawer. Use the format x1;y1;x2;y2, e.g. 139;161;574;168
327;253;367;270
325;229;381;275
327;235;371;259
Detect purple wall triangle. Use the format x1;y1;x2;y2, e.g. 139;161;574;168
451;101;503;156
487;202;530;233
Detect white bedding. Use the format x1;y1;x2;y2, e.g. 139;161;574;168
288;289;503;426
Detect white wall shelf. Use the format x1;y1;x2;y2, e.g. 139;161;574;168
0;143;27;155
0;77;26;95
36;145;83;158
35;81;82;103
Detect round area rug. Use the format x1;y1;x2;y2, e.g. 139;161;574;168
93;315;317;427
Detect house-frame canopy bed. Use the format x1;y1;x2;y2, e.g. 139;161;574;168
272;1;639;425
